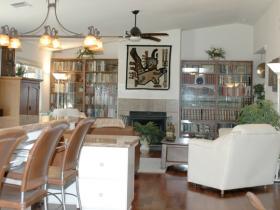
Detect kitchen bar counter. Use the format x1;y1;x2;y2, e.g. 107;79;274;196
85;134;139;148
79;134;138;210
4;120;138;209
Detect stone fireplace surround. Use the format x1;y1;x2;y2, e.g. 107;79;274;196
118;98;179;136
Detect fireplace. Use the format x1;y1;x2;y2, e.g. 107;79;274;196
129;111;167;133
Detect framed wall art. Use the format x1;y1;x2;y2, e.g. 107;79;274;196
126;45;172;90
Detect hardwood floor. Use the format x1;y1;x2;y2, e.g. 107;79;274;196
132;168;280;210
133;150;280;210
132;166;280;210
33;149;280;210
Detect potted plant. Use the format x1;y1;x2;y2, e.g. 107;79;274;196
134;121;164;152
77;47;95;59
253;84;265;101
205;47;226;60
237;100;280;130
15;65;25;77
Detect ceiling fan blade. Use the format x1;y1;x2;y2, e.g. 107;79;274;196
141;36;161;42
141;33;169;36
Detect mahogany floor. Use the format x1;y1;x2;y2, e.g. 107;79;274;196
33;149;280;210
133;150;280;210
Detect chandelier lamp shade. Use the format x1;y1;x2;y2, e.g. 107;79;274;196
0;0;104;50
0;25;21;49
39;26;61;49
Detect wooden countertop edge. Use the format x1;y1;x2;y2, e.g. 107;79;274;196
0;76;43;82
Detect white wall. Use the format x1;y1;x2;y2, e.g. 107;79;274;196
15;40;52;112
118;29;182;100
254;0;280;110
181;23;254;61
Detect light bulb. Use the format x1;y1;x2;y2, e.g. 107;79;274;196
8;37;21;49
89;39;103;51
0;34;10;46
84;35;97;47
40;34;52;46
52;38;61;49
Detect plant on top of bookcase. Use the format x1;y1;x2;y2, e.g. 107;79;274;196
205;47;226;60
77;47;95;59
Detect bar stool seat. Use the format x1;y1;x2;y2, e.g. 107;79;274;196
48;166;77;186
0;184;46;209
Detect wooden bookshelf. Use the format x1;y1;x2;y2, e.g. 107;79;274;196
180;60;253;139
50;58;118;118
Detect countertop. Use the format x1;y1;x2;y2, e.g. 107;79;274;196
85;134;139;148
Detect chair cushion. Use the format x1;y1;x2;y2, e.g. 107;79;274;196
232;124;277;134
0;184;46;209
48;166;77;186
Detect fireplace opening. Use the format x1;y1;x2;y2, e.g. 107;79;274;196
129;111;167;139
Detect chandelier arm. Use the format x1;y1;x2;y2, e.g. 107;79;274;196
54;2;82;36
19;34;122;38
21;0;51;35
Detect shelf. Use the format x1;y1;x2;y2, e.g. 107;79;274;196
86;71;117;74
51;58;118;117
180;60;253;139
53;71;83;74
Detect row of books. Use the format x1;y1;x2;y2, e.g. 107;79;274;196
53;61;83;72
50;94;83;106
182;74;217;85
86;73;117;83
182;74;251;85
218;86;251;97
86;61;118;72
182;108;240;121
86;107;116;118
84;95;117;106
181;123;216;139
52;83;84;93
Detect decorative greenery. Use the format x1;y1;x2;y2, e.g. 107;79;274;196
15;65;25;77
205;47;226;59
77;47;95;58
237;100;280;130
134;121;164;145
253;84;265;101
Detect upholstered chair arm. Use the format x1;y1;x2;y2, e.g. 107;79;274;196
188;135;231;189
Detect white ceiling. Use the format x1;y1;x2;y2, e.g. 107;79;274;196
0;0;273;37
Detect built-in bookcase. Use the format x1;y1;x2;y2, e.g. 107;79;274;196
180;60;253;139
50;58;118;118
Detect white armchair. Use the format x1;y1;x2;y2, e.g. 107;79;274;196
188;124;280;196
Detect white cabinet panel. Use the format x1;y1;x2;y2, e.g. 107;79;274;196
79;146;128;179
80;179;126;210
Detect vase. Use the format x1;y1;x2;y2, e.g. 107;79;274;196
140;141;150;155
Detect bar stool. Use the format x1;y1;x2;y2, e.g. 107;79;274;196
48;118;94;210
1;124;68;210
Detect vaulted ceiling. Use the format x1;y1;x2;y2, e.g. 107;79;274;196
0;0;273;37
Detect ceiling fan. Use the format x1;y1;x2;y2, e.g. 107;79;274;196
126;10;168;42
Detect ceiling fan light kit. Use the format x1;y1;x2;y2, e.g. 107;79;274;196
126;10;169;42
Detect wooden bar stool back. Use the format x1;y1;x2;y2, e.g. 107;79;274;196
0;129;27;190
48;118;94;210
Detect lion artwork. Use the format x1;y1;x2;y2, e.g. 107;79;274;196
128;47;169;88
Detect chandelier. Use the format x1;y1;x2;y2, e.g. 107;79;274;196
0;0;103;50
